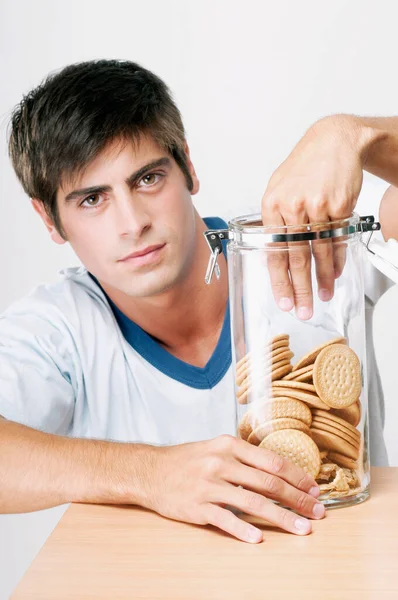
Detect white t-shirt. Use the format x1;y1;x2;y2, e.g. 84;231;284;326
0;217;388;464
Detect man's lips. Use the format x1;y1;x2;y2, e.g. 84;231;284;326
118;243;166;264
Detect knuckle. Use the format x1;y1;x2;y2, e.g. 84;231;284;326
295;492;311;513
278;507;293;531
267;251;288;269
289;251;310;270
244;491;264;513
268;451;285;474
290;196;306;214
215;434;236;453
296;473;312;491
204;455;224;478
262;474;282;496
293;286;312;301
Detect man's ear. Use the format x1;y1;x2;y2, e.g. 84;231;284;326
31;199;66;245
184;142;200;196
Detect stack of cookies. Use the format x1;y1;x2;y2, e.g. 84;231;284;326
237;335;363;499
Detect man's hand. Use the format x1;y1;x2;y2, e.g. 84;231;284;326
261;115;369;320
147;435;325;544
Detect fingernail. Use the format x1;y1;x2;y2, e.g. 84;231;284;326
319;288;332;302
278;297;293;311
247;526;263;543
313;503;325;519
296;307;312;321
294;517;311;534
309;486;320;498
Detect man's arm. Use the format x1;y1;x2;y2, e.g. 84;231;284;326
0;416;154;513
261;114;398;318
358;116;398;186
0;417;325;543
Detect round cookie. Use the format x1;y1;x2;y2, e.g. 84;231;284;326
271;388;330;410
283;364;313;381
330;401;361;427
236;337;289;372
272;380;317;394
327;451;359;470
270;334;290;344
310;428;359;461
311;413;360;442
268;358;291;372
271;364;293;381
259;429;321;479
292;336;347;372
271;350;294;364
311;409;361;439
292;372;314;383
248;417;309;445
313;344;361;408
311;417;360;448
245;398;312;428
238;411;253;441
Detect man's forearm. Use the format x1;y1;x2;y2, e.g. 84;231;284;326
315;114;398;188
0;418;158;514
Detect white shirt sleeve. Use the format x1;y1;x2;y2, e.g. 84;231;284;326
0;301;77;435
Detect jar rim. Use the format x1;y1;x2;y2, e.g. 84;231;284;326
228;212;360;233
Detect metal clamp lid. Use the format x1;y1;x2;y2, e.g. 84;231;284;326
203;215;381;284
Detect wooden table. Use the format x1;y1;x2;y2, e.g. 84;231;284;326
11;467;398;599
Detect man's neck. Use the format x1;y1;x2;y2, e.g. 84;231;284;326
101;218;229;367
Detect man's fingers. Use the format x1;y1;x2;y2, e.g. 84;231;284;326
216;485;313;536
234;438;319;496
312;238;335;301
205;503;263;544
266;242;294;312
225;463;325;521
332;238;348;279
262;210;294;313
287;241;313;319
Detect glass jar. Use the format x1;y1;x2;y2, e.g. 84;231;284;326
204;213;381;508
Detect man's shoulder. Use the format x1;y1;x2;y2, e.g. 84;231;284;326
1;267;111;333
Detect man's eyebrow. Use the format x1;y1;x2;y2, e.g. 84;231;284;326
64;157;172;202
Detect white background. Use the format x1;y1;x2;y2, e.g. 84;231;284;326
0;0;397;598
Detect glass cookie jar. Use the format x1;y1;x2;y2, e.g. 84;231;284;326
204;214;381;508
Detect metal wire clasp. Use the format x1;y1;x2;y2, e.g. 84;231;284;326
359;215;381;251
203;229;231;284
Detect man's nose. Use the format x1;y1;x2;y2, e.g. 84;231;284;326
115;192;152;238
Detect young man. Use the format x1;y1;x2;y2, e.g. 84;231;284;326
0;59;325;543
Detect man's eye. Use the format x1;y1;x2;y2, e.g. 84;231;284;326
139;173;160;186
81;194;102;208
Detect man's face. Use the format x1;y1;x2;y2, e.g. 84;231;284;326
49;137;200;298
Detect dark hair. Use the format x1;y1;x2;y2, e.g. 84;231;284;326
8;59;193;237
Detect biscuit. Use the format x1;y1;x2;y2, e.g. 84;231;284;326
271;364;293;380
272;381;317;394
292;336;346;372
283;364;313;381
292;372;313;383
310;428;359;461
244;398;313;428
271;388;330;410
311;409;360;439
238;411;253;441
330;401;361;427
311;417;360;449
236;336;289;372
259;429;321;479
247;417;309;445
327;451;358;470
313;344;361;409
